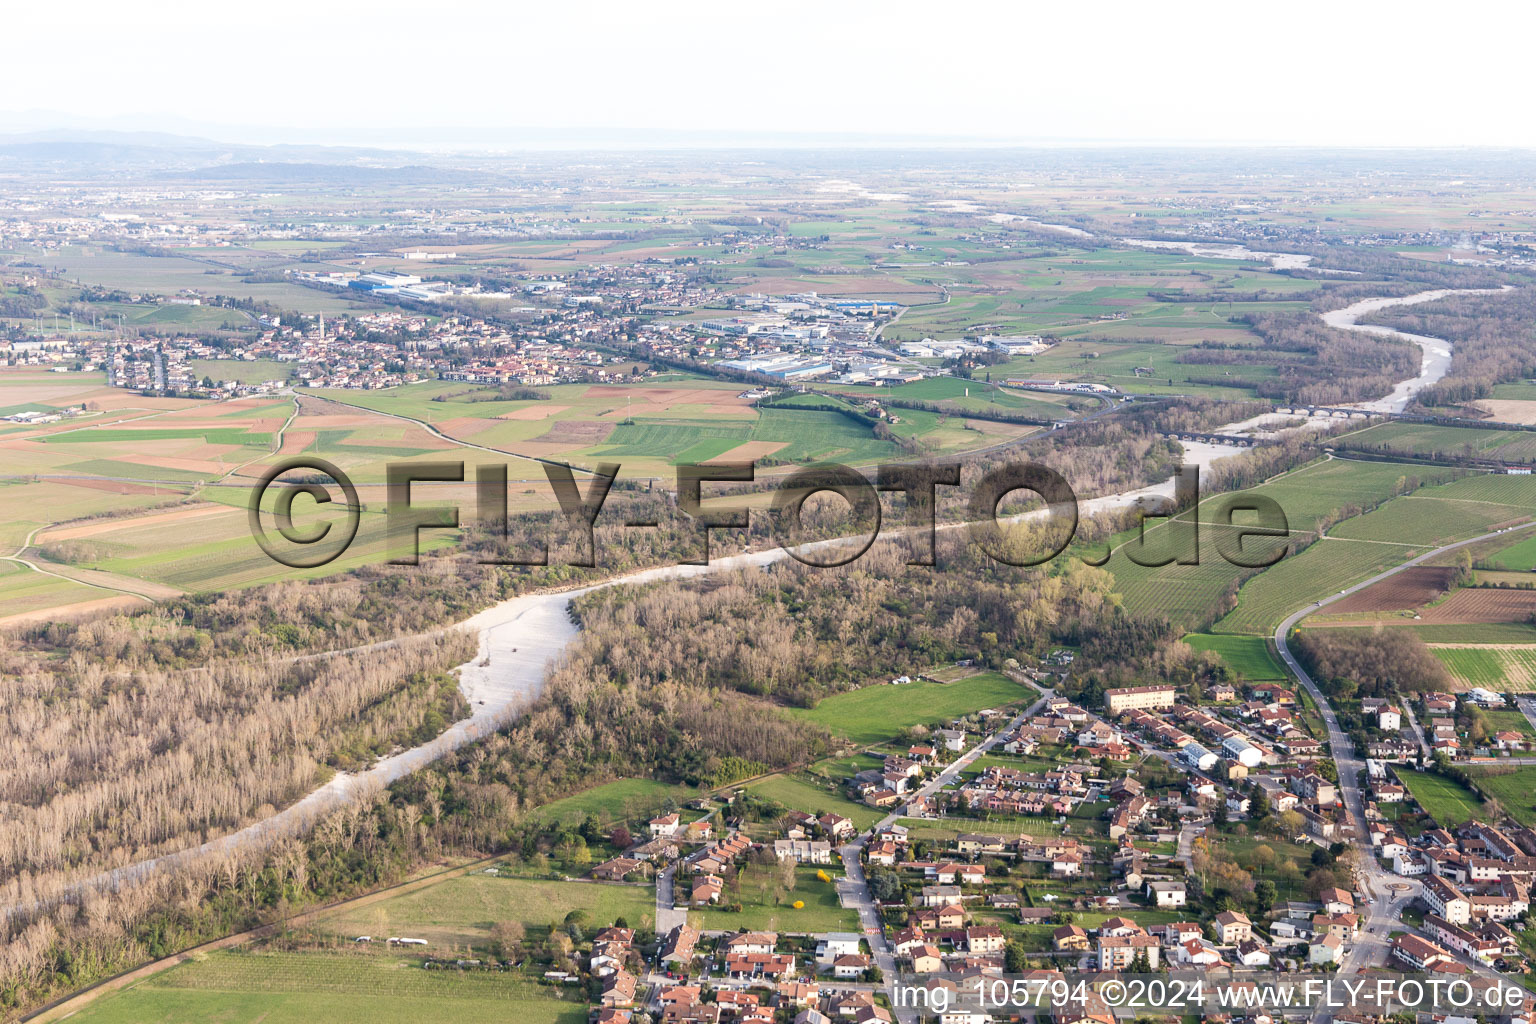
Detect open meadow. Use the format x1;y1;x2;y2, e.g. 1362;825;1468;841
313;875;654;948
65;951;585;1024
1399;769;1484;828
1181;633;1287;679
784;670;1032;746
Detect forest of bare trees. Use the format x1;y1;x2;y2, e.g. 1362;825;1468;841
1195;311;1422;406
1360;287;1536;409
0;623;474;909
0;400;1350;1016
1293;626;1452;698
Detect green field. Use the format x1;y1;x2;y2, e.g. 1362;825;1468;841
1479;532;1536;572
1223;833;1332;902
67;951;584;1024
1330;495;1530;546
893;815;1067;840
1398;769;1483;828
1478;709;1536;739
42;427;273;446
1204;469;1536;635
785;671;1031;746
188;358;294;384
1465;766;1536;827
1400;623;1536;643
1338;422;1536;464
1181;633;1287;679
302;372;1020;472
1214;537;1425;635
1098;458;1456;631
696;863;858;933
743;773;885;830
1431;647;1536;691
525;777;702;829
315;876;654;948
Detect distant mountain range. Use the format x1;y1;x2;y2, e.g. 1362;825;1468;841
0;130;455;180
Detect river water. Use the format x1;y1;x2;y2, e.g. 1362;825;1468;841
16;284;1492;912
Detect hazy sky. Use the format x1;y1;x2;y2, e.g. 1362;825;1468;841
9;0;1534;149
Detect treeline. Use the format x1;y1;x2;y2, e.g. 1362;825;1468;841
0;629;475;901
872;395;1054;426
1148;287;1317;304
435;384;552;403
1292;628;1451;699
1230;312;1420;406
1299;250;1513;305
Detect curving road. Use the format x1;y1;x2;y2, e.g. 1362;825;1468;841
11;282;1502;924
1273;517;1536;988
837;691;1052;1024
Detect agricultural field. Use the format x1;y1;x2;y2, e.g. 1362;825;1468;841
303;376;1034;476
1477;531;1536;572
1430;646;1536;691
1389;623;1536;644
315;876;654;949
1180;633;1286;679
1412;588;1536;625
189;358;294;384
1204;470;1536;636
1323;567;1456;615
67;951;585;1024
1490;382;1536;402
695;863;857;933
1214;537;1427;635
39;244;382;314
1095;457;1456;631
1398;769;1484;828
1464;766;1536;827
1329;494;1531;546
1337;422;1536;465
830;375;1083;420
784;671;1032;746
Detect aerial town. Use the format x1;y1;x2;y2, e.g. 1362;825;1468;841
8;10;1536;1024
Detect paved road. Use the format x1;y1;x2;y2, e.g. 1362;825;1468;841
1401;699;1432;758
1273;518;1536;1010
835;690;1053;1024
1516;696;1536;737
655;864;686;935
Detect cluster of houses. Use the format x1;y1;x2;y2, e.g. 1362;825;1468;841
999;696;1131;761
603;928;892;1024
1242;766;1350;842
1364;690;1532;763
849;748;938;809
1385;821;1533;962
1055;912;1271;970
650;971;890;1024
1115;682;1321;777
607;805;859;908
958;762;1091;819
1263;888;1362;965
590;809;717;882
